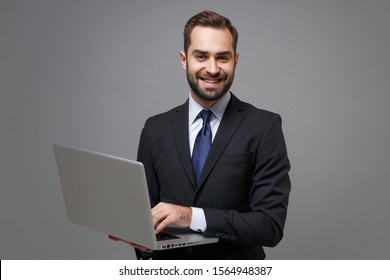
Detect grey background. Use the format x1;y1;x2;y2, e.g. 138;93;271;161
1;0;389;259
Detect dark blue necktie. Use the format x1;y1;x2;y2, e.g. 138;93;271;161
192;110;212;185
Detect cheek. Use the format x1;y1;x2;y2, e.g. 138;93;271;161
221;64;235;75
187;60;205;74
189;68;204;79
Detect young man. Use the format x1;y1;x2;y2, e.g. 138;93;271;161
115;10;291;260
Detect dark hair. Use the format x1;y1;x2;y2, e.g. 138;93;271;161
183;10;238;54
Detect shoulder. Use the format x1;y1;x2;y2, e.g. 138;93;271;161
144;101;187;126
151;102;184;119
230;93;282;124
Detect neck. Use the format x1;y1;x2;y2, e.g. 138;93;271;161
190;92;227;109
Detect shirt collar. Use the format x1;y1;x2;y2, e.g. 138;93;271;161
189;92;231;124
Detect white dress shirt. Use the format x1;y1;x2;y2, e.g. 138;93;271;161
188;92;231;232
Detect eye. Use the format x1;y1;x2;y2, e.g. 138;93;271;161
218;56;229;62
195;55;206;61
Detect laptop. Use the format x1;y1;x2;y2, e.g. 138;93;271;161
53;143;218;250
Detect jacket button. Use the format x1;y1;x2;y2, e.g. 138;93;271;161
187;247;194;255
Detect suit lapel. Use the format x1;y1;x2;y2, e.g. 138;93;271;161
171;100;197;188
197;94;245;189
171;95;246;190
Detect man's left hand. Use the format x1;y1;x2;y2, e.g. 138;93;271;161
152;202;192;234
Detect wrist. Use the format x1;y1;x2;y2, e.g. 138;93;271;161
185;206;192;227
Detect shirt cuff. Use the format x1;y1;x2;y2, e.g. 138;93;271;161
189;207;207;233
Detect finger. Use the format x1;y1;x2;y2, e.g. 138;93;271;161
152;209;166;226
108;236;133;246
152;204;171;227
152;207;173;233
151;202;167;216
108;235;121;241
132;243;152;252
155;219;171;234
108;235;151;251
152;201;166;210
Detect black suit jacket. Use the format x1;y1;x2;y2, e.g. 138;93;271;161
137;93;291;259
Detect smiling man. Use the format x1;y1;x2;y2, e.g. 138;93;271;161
116;10;291;260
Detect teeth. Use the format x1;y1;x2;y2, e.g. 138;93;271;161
203;79;219;83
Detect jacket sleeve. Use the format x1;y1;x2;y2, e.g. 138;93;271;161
137;117;161;208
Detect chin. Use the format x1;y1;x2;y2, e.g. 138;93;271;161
196;90;226;102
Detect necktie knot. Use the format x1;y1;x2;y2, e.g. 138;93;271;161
199;110;212;123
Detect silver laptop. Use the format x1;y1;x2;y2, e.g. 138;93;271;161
53;143;218;250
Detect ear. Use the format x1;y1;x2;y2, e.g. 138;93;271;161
179;50;187;69
234;53;240;66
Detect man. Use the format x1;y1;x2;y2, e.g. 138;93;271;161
113;10;291;259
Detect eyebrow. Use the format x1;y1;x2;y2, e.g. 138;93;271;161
192;49;233;57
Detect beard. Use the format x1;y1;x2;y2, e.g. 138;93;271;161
186;69;235;102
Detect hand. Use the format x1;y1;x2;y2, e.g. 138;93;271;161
152;202;192;234
108;235;152;252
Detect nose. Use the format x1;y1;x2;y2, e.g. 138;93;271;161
205;58;219;75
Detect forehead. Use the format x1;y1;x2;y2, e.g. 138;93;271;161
189;26;234;53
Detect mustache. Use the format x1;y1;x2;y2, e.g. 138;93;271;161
197;73;227;79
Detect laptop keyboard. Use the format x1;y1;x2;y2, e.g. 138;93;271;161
156;232;180;241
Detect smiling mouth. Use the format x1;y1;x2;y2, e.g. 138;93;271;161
200;78;223;84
